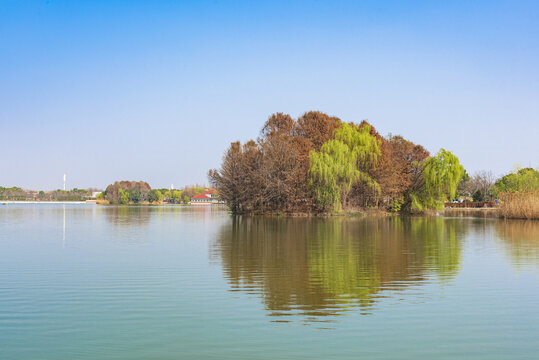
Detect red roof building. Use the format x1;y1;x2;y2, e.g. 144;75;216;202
190;189;221;205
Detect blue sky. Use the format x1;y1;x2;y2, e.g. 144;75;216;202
1;0;538;190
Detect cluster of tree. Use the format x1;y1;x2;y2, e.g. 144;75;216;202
492;167;539;196
153;186;209;204
153;189;184;203
457;167;539;202
0;186;28;200
209;111;465;214
0;186;96;201
101;181;217;205
102;181;163;204
490;168;539;219
47;188;93;201
457;170;495;202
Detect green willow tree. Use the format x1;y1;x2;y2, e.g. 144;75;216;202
118;188;130;205
148;189;164;203
308;123;381;210
408;148;465;212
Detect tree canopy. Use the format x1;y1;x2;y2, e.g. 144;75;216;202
407;149;465;212
308;123;380;210
492;167;539;196
103;181;152;204
210;111;466;214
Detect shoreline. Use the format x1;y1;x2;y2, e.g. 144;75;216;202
1;201;91;204
2;202;536;220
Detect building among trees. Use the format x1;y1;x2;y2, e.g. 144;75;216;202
190;189;221;205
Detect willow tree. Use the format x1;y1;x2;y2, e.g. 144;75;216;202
407;148;465;212
309;123;381;210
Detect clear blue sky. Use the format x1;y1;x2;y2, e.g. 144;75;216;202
1;0;538;190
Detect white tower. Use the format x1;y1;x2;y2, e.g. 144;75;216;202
63;174;66;191
171;184;174;190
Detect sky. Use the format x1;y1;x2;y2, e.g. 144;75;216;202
1;0;538;190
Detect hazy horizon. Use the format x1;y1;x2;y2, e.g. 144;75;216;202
2;1;538;190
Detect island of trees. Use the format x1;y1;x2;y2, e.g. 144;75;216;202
209;111;538;219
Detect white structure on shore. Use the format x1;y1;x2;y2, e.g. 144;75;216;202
190;189;222;205
63;174;66;191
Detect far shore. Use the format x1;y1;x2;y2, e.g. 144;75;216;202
1;200;91;204
443;207;498;211
3;202;536;220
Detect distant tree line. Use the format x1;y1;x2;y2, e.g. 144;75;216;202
492;167;539;195
1;181;220;205
155;186;209;204
455;167;539;219
0;186;96;201
0;187;27;200
457;167;539;202
101;181;216;205
209;111;465;214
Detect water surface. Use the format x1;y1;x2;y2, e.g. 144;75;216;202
1;205;538;359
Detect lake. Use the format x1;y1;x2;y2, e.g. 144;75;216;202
1;205;538;359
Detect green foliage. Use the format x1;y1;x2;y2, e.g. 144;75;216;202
0;186;95;201
0;186;26;200
180;186;206;203
103;180;151;204
409;149;465;212
127;189;142;203
148;189;164;203
334;122;380;171
472;190;484;202
309;140;357;210
391;198;403;212
118;189;130;204
492;167;539;197
171;190;183;203
309;123;381;210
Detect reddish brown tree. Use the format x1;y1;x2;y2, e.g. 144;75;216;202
209;141;263;213
296;111;341;150
388;135;430;210
210;112;343;213
103;181;151;203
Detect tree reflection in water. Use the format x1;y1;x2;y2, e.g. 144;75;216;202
495;220;539;270
212;216;467;321
103;206;152;226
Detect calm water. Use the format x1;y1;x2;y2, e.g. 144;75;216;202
1;205;538;359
